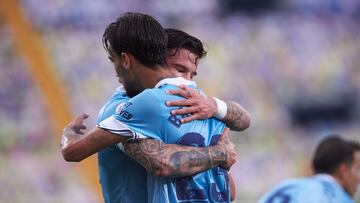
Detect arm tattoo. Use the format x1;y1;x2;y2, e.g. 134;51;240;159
124;139;227;178
221;101;251;131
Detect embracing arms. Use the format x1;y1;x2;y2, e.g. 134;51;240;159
60;114;236;178
60;114;128;162
166;85;251;131
124;128;236;177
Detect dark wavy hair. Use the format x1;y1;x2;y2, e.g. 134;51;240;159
165;28;206;61
102;12;167;68
313;135;360;174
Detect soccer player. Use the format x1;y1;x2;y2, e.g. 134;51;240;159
257;135;360;203
61;13;249;202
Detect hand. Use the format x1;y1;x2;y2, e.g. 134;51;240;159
68;113;89;134
166;85;217;123
217;128;237;170
61;113;89;148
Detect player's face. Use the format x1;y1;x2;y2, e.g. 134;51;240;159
343;151;360;197
166;48;199;80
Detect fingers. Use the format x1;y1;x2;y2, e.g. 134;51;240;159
170;106;208;123
171;106;198;116
180;114;201;124
177;84;195;93
166;99;193;107
70;113;90;134
219;128;230;143
166;89;189;98
166;85;199;99
75;113;89;123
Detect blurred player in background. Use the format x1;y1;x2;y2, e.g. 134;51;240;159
61;12;250;202
258;135;360;203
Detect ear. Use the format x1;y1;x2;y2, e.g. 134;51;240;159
337;163;350;180
120;52;131;69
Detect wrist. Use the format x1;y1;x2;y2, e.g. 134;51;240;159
212;97;228;119
209;145;227;166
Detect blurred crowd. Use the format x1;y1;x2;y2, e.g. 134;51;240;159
0;0;359;202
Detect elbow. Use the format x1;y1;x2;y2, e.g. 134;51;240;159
231;113;251;132
61;146;83;162
148;161;172;177
242;112;251;130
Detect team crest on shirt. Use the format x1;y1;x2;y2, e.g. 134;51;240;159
116;102;133;120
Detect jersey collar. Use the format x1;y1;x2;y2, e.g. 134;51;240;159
116;85;125;92
154;77;197;88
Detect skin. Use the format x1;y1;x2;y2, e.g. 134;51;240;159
62;114;237;176
335;151;360;197
124;128;235;177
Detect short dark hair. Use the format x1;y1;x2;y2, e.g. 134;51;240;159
313;135;360;174
165;28;207;61
102;12;167;68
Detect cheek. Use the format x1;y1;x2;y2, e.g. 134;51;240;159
170;68;182;77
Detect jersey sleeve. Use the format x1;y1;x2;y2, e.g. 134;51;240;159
98;89;163;141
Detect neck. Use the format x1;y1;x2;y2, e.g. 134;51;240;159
331;172;353;197
136;64;173;88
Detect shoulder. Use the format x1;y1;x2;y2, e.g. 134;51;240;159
131;88;163;101
120;89;165;115
126;88;167;109
97;92;130;123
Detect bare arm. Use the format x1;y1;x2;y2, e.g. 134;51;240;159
166;85;251;131
221;100;251;131
124;128;236;178
60;114;128;162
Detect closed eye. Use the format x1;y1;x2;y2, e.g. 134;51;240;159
175;65;186;73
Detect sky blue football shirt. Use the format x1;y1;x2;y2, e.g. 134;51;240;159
99;77;231;203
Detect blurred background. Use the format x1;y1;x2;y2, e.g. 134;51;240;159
0;0;359;202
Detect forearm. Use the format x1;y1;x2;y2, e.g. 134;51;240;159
124;139;228;178
61;127;127;162
220;101;251;131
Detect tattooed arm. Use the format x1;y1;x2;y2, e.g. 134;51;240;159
220;100;251;131
124;128;236;178
166;85;251;131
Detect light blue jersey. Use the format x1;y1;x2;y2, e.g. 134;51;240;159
99;77;231;203
257;174;353;203
97;86;147;203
